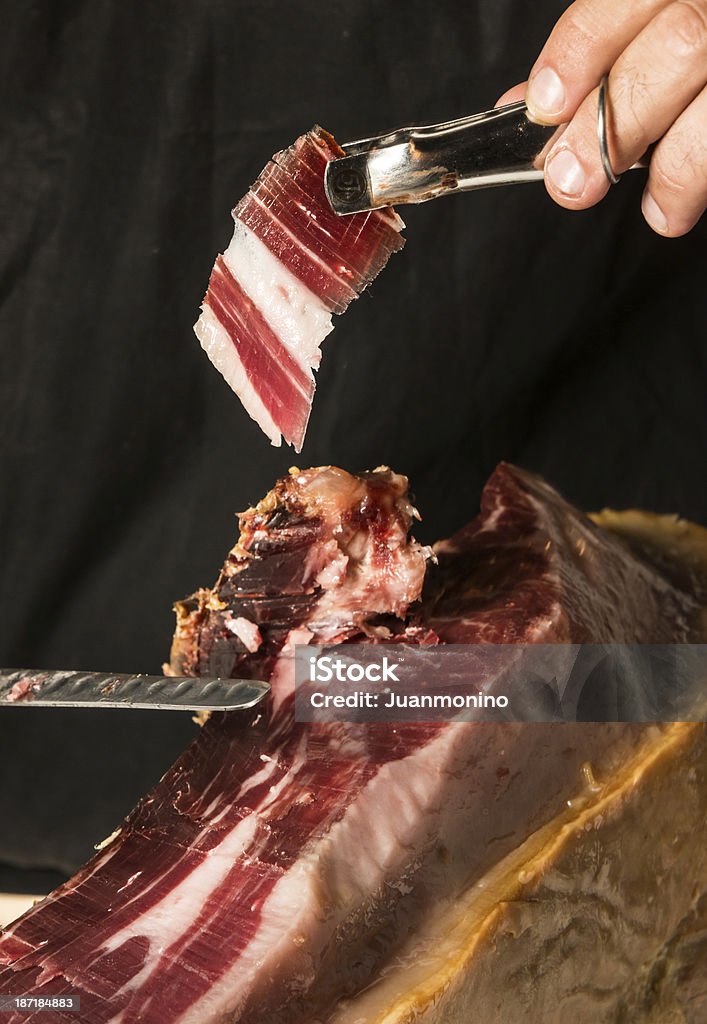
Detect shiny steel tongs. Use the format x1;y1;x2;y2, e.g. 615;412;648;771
325;100;561;214
325;86;641;215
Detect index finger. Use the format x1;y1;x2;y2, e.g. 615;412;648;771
526;0;671;123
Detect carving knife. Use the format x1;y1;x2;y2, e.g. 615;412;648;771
0;668;269;712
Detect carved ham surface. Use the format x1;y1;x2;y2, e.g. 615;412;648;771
194;130;405;451
0;464;705;1024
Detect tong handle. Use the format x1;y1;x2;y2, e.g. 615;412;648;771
408;101;558;186
326;102;561;214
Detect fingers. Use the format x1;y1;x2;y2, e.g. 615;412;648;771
526;0;670;123
642;84;707;235
543;96;610;209
495;83;527;107
543;1;707;211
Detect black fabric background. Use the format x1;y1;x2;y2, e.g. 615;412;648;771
0;0;705;881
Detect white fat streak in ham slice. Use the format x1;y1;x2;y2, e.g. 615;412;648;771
245;193;359;303
102;735;309;1022
174;730;455;1024
194;220;335;449
31;814;262;1006
100;813;259;953
221;219;333;371
163;733;309;1024
194;304;282;447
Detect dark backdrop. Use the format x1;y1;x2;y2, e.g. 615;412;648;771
1;0;705;883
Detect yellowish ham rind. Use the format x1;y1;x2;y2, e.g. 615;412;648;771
327;510;707;1024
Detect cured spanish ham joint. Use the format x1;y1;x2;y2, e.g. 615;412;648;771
0;464;705;1023
194;128;405;452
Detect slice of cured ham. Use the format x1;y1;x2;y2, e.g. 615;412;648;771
0;464;705;1024
194;129;405;451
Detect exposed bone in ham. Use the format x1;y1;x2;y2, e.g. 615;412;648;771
195;129;405;451
0;464;705;1023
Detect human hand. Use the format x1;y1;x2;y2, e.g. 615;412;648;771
500;0;707;236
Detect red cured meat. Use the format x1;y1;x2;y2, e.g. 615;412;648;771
206;256;314;451
0;465;704;1023
195;127;405;451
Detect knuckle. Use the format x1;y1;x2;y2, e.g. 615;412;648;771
652;156;687;196
612;62;653;143
652;135;707;195
551;2;604;61
661;0;707;60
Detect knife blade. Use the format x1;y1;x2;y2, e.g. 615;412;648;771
0;668;269;712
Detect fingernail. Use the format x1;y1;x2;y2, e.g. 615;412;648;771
642;191;669;233
527;67;565;118
546;149;586;197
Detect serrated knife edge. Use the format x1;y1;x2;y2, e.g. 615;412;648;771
0;669;270;712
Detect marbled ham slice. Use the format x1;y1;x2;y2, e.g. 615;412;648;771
195;128;405;451
0;464;705;1024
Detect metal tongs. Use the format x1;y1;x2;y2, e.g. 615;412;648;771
325;82;640;215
